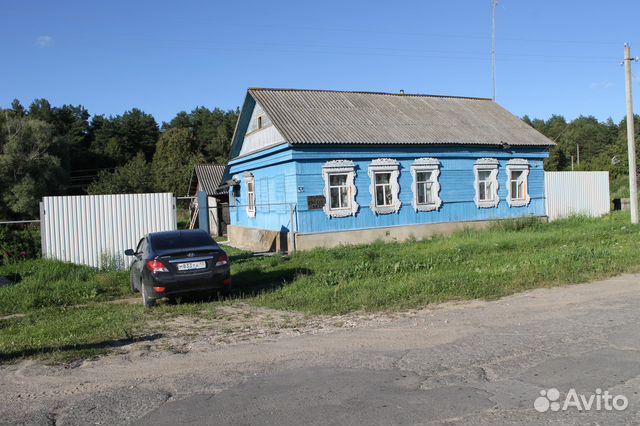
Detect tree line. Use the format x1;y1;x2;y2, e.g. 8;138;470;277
1;97;638;221
0;99;238;220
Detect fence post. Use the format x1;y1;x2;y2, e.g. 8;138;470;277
197;191;209;233
39;201;46;258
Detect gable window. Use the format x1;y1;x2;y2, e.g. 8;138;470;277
322;160;358;217
257;116;263;129
474;158;500;208
410;158;442;212
244;172;256;218
506;159;531;207
368;158;401;214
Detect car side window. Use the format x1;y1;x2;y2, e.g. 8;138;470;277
135;238;145;255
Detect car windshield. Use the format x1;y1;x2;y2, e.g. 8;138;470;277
151;232;217;251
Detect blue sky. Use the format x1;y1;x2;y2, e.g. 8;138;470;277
1;0;638;124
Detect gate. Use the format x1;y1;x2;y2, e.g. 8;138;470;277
544;171;610;221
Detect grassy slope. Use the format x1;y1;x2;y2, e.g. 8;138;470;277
240;213;640;314
1;212;639;362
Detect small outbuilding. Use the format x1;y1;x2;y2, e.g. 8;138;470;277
225;88;555;251
187;164;230;236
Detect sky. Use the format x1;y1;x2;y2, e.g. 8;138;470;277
1;0;639;125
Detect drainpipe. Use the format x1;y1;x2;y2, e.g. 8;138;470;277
289;203;297;253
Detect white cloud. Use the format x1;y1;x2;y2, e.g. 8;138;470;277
589;81;616;90
35;35;53;48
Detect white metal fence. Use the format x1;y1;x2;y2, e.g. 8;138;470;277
40;193;177;269
545;171;610;221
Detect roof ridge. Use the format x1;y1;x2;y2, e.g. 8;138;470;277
248;87;492;102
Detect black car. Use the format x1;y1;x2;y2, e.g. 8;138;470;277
125;229;231;307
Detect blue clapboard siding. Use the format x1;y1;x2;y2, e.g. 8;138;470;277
228;160;298;232
228;144;549;234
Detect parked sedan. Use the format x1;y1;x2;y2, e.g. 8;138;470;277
125;229;230;307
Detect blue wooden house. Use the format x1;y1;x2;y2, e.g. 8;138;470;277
225;88;554;251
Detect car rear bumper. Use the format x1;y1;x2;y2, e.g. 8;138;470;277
145;270;230;299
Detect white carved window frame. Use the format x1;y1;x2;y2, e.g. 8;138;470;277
474;158;500;208
410;158;442;212
368;158;401;215
244;172;256;218
506;158;531;207
322;160;359;218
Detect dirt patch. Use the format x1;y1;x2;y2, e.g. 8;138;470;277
129;302;417;355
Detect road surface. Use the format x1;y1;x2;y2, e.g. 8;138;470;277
2;274;639;425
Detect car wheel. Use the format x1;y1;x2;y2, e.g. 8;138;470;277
141;284;155;308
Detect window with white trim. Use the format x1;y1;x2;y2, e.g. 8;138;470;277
368;158;401;214
506;159;531;207
474;158;500;208
322;160;358;217
410;158;442;212
328;173;351;210
244;172;256;217
374;172;393;207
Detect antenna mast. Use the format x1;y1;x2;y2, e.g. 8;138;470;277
492;0;497;101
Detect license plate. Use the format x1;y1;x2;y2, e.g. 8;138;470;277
177;261;206;271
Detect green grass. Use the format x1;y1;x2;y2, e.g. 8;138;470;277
1;212;640;363
237;212;640;314
0;259;131;316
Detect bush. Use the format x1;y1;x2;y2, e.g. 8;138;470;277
0;226;41;264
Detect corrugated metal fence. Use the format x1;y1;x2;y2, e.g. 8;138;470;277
41;193;177;269
545;171;610;221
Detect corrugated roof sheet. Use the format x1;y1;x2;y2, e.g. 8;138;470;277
194;164;228;195
248;88;554;147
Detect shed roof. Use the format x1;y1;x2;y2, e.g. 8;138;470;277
189;164;228;196
247;88;554;147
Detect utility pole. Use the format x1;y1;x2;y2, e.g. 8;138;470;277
491;0;497;101
576;144;580;165
624;44;639;224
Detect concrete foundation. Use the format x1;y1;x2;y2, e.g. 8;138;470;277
227;225;288;252
228;217;546;252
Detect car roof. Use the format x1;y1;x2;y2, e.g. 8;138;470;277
148;229;209;239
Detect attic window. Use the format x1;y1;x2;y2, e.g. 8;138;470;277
257;116;263;129
506;159;531;207
368;159;401;215
411;158;442;212
322;160;359;218
474;158;500;208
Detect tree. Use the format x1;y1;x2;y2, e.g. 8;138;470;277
163;106;238;164
152;128;204;196
87;152;152;195
89;108;160;166
0;118;64;219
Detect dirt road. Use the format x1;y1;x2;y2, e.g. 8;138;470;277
2;274;639;425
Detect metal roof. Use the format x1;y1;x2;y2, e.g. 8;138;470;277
191;164;228;196
248;88;555;147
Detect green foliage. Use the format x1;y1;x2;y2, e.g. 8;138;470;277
152;127;204;196
0;226;41;262
163;106;238;164
0;117;65;219
89;108;160;166
87;152;152;194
